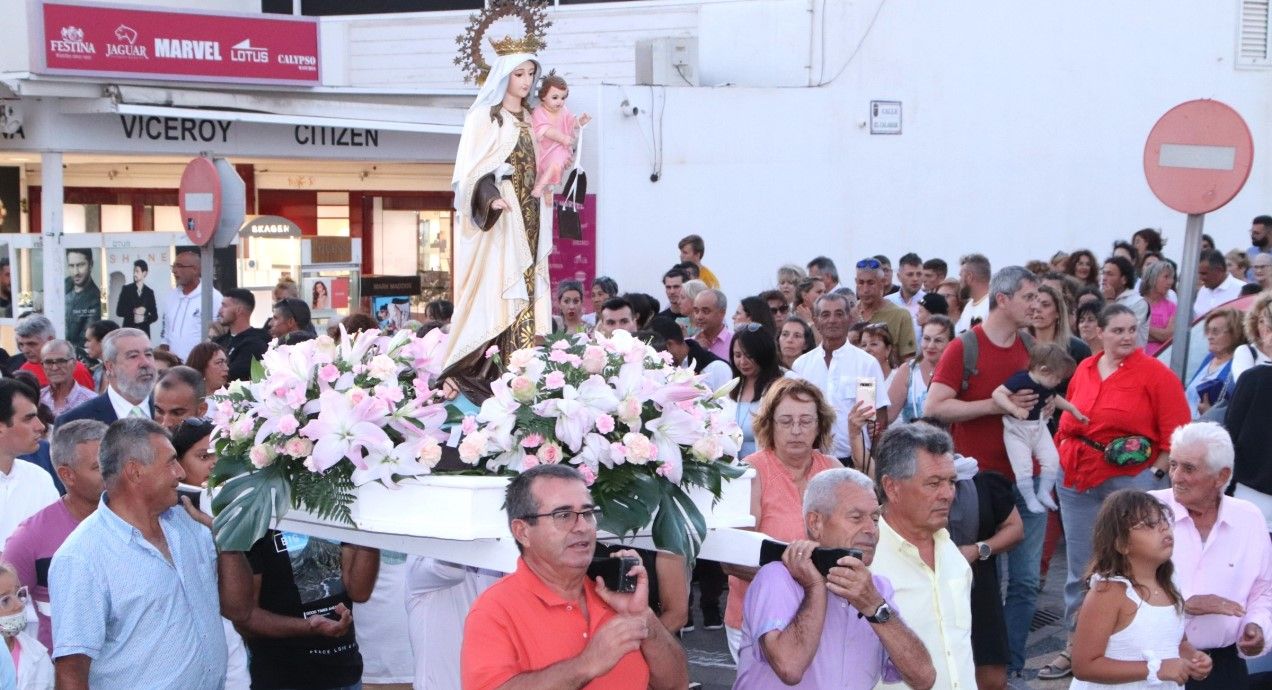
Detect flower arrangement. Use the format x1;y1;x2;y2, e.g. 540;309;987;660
207;326;455;551
457;329;746;560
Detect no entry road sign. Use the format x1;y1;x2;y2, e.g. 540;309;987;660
179;157;223;246
1143;99;1253;215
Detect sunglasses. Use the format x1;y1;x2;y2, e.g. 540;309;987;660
856;258;882;269
741;322;765;332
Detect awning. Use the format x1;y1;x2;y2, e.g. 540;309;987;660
61;99;463;135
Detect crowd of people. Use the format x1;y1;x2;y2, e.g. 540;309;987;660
0;219;1271;689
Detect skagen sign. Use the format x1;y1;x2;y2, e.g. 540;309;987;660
240;215;302;238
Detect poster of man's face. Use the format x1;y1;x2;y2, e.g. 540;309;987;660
0;167;18;233
64;248;102;353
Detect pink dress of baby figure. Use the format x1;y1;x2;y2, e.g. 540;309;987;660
531;104;576;194
531;74;590;197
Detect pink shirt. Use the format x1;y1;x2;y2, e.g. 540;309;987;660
1;499;82;651
1145;299;1177;357
1150;489;1272;653
697;327;734;362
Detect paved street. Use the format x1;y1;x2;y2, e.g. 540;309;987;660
682;547;1071;689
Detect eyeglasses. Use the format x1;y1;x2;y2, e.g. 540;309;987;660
742;322;764;332
773;304;790;315
520;507;603;528
775;416;817;431
0;586;28;611
42;357;73;367
172;263;198;270
856;258;882;269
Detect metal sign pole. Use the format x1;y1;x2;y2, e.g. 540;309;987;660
200;244;214;343
1169;213;1204;378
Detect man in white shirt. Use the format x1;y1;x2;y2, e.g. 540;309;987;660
955;254;992;334
886;252;926;336
0;379;56;543
1194;249;1248;316
791;293;887;466
872;422;976;690
162;250;222;360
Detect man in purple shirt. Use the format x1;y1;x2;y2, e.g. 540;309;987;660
735;468;934;689
1;419;107;650
1151;421;1272;689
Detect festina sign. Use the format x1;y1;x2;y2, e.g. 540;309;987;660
38;1;320;85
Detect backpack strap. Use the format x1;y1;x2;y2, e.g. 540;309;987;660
959;330;979;392
960;328;1036;392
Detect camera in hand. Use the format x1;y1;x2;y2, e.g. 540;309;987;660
588;556;640;593
759;539;865;576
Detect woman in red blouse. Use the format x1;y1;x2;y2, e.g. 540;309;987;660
1038;303;1191;680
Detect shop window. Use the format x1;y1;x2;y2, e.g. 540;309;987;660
317;192;350;237
62;204;133;233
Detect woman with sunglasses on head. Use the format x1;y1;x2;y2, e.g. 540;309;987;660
731;296;777;336
729;325;784;459
777;316;816;370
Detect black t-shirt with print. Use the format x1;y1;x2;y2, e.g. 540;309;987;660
246;530;361;689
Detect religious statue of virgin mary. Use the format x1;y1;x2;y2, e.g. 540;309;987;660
443;3;556;373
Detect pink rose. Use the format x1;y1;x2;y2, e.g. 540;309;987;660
276;415;299;436
544;371;567;390
621;433;657;464
656;463;673;478
484;344;500;360
581;346;607;374
539;442;563;464
548;348;572;364
594;414;615;435
249;445;276;469
522;454;541;469
551;339;570;351
510;375;537;402
578;464;597;486
418;437;443;466
318;364;340;383
283;437;313;457
461;415;478;434
521;433;544;449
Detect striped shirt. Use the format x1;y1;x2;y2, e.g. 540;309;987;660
49;493;226;690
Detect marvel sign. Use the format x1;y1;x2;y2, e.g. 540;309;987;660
39;1;320;85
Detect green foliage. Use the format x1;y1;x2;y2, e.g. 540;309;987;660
211;463;290;551
288;462;357;526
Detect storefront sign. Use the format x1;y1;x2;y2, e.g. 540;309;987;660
38;1;321;85
308;237;352;264
363;275;422;297
241;215;302;238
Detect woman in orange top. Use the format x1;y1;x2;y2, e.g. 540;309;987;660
720;377;841;662
1038;303;1191;680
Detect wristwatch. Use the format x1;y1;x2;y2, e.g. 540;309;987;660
976;541;992;561
866;602;893;624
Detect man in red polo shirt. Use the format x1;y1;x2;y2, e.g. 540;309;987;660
461;464;687;690
924;265;1043;681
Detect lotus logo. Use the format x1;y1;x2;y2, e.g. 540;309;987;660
60;26;85;43
114;25;138;45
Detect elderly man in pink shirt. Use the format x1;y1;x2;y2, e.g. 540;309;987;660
1151;421;1272;689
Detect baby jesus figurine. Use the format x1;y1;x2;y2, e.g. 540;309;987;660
531;72;591;198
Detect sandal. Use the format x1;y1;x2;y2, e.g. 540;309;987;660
1036;649;1072;680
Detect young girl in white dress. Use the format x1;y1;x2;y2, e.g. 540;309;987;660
1070;490;1212;689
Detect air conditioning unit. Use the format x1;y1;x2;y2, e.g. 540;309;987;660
635;37;699;87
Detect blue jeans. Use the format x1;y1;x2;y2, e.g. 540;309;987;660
1058;468;1165;632
1004;478;1047;672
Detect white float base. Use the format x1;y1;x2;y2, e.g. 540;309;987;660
204;469;758;572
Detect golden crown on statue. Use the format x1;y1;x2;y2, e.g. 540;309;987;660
454;0;552;84
490;35;543;56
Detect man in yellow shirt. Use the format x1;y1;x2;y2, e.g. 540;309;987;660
678;234;719;289
871;423;976;690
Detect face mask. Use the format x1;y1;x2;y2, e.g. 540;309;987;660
0;611;26;638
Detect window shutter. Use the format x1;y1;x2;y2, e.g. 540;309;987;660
1239;0;1272;67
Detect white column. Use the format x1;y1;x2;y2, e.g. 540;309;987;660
40;151;66;338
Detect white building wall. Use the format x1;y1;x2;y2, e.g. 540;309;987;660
329;0;1272;302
